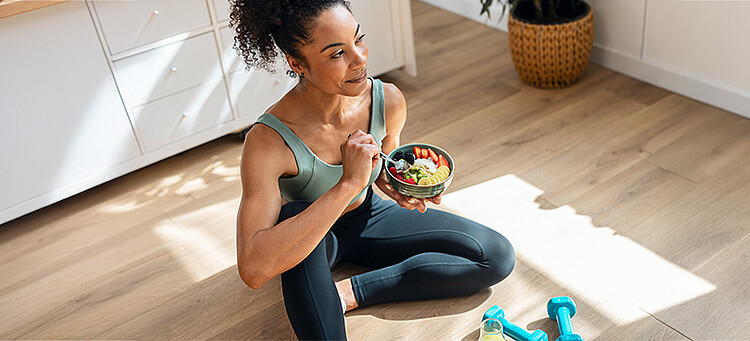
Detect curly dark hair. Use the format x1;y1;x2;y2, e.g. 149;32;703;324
228;0;352;77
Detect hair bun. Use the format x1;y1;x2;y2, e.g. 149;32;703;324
229;0;350;75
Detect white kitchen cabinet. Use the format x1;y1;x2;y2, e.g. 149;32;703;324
113;32;225;108
227;69;297;119
0;2;141;221
132;77;233;152
350;0;406;76
0;0;416;225
216;0;411;77
91;0;211;55
219;26;245;74
217;26;297;120
212;0;230;23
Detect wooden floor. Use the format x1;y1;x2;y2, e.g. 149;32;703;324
2;1;749;340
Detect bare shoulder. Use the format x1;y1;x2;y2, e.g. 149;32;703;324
381;81;407;130
240;123;297;183
382;81;406;112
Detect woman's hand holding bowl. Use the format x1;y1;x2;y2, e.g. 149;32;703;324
382;183;441;213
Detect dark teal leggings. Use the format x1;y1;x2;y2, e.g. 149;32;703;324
279;187;515;340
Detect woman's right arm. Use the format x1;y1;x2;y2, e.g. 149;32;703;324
236;127;379;289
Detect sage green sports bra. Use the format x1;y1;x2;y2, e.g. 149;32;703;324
254;77;386;206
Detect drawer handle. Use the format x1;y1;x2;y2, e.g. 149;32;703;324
170;67;177;73
152;10;160;15
181;113;188;119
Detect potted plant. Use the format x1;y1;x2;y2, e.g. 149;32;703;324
479;0;594;88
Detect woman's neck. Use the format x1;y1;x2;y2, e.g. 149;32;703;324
291;78;367;125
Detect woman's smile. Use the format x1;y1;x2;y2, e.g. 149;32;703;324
346;69;368;83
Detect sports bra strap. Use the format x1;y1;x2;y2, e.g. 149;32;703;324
254;113;314;177
371;78;386;143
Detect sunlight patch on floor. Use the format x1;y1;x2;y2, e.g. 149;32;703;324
205;161;239;177
99;199;143;213
152;199;236;282
208;162;240;183
175;177;208;196
345;307;484;341
439;175;716;326
99;174;190;213
145;174;184;197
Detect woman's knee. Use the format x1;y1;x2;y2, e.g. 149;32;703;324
482;231;516;284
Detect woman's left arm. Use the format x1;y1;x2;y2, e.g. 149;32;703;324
374;82;441;213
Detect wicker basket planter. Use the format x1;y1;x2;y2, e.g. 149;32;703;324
507;2;594;88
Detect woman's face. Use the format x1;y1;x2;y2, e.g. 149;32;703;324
291;5;369;97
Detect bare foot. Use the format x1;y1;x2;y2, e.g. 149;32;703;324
335;278;359;312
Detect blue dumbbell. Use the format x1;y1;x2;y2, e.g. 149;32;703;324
483;306;548;341
546;297;583;341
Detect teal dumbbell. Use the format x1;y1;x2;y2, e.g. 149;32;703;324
483;306;548;341
547;297;583;341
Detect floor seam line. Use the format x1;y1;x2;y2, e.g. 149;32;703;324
639;307;694;341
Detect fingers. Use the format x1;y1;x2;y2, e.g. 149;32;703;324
395;195;417;210
342;131;378;155
347;129;366;141
362;144;380;162
347;131;379;162
427;194;442;205
348;130;377;146
382;181;393;190
403;196;418;207
415;200;427;213
342;130;364;149
397;196;427;213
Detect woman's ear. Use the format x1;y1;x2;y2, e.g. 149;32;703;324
286;55;305;77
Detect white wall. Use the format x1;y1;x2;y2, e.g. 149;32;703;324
419;0;750;118
644;1;750;93
587;0;645;58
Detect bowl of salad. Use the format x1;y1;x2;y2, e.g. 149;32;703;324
384;143;454;199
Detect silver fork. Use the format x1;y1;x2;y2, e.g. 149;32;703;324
380;151;409;171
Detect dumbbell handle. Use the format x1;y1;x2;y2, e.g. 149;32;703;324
500;316;534;340
485;306;547;341
554;306;574;336
484;312;542;340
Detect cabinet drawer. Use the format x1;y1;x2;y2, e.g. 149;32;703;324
219;25;290;74
133;78;232;152
219;26;244;74
93;0;210;54
228;69;296;119
114;33;223;108
213;0;230;23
